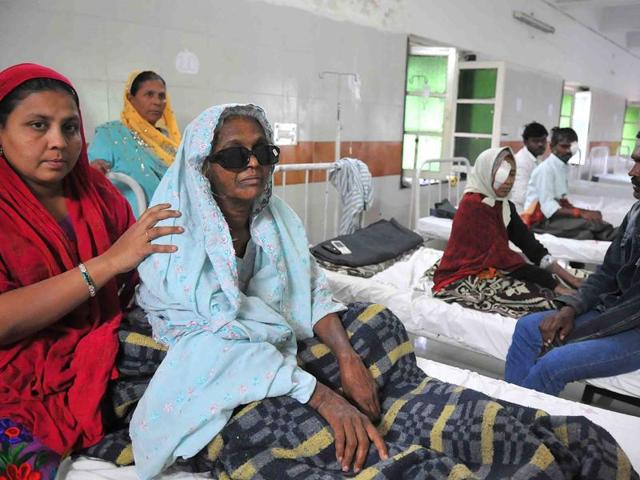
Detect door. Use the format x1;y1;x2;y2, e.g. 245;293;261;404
452;61;505;165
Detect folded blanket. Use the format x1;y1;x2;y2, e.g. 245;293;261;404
311;218;423;267
431;198;457;219
315;245;422;278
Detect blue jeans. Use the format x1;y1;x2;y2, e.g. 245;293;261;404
505;309;640;396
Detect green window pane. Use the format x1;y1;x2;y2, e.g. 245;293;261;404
455;103;494;134
621;140;637;156
560;94;573;117
624;106;640;123
404;96;445;132
453;137;491;164
402;134;442;170
406;55;448;95
623;122;639;140
559;115;571;128
457;69;497;99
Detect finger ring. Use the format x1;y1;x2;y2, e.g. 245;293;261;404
145;230;151;242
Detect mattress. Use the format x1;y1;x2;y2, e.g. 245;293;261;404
568;181;636;227
592;173;633;185
416;216;611;264
323;247;640;399
57;356;640;478
569;179;635;200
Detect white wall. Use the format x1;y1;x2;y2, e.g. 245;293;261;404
267;0;640;100
0;0;635;230
0;0;406;145
500;64;564;141
588;88;626;142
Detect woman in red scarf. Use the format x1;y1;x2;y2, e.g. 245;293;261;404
431;147;581;318
0;63;182;479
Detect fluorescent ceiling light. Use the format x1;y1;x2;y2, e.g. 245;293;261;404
513;11;556;34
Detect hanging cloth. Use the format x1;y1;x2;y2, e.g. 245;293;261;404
329;157;373;235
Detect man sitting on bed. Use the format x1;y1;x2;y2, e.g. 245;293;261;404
511;121;548;211
521;127;617;240
506;132;640;396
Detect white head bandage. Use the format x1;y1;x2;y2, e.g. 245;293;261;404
570;141;579;155
492;160;512;191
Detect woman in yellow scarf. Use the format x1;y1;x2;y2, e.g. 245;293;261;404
89;71;181;214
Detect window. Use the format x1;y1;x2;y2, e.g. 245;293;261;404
621;103;640;157
401;41;456;185
559;91;574;128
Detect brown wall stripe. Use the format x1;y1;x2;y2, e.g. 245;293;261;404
275;141;402;186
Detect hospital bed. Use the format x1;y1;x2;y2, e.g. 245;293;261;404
66;163;638;478
59;353;640;478
410;158;631;265
583;146;634;186
286;161;640;403
323;245;640;401
567;147;637;225
568;179;636;227
290;161;640;406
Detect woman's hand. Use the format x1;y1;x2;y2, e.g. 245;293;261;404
548;262;583;289
312;313;381;419
309;382;388;473
339;351;381;422
539;306;576;348
101;203;183;275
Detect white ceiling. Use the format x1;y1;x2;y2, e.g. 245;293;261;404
550;0;640;51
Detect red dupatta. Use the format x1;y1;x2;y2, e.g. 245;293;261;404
0;64;135;454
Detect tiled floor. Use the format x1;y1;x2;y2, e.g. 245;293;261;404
411;334;640;418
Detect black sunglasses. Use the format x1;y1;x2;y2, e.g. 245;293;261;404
208;144;280;170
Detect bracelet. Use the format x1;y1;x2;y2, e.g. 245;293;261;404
571;208;581;218
78;263;97;298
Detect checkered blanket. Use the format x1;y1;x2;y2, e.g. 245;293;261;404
85;304;637;479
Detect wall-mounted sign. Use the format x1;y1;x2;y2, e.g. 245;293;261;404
175;49;199;75
274;123;298;146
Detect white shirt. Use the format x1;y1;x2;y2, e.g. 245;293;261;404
524;153;569;219
511;147;541;210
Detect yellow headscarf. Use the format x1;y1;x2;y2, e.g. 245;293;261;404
120;71;181;166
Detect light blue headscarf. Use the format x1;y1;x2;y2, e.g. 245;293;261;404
131;104;344;479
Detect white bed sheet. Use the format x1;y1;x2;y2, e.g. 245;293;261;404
416;358;640;472
416;216;611;264
569;179;634;200
592;173;632;185
57;459;208;480
57;355;640;479
324;247;640;399
569;194;636;227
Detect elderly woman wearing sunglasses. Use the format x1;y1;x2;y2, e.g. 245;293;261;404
129;104;635;480
131;104;386;478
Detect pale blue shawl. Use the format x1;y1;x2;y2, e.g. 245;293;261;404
131;104;344;479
